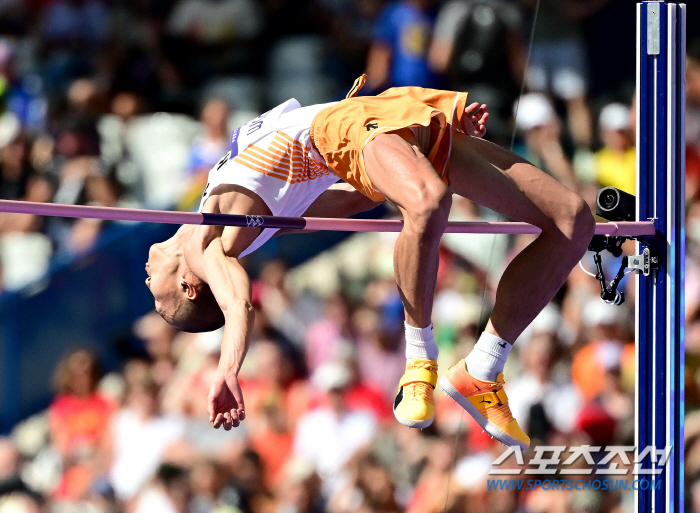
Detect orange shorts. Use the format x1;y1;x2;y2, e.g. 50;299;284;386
310;75;471;201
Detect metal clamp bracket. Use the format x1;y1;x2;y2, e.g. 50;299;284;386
627;247;659;277
587;236;659;306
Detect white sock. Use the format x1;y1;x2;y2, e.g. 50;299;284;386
404;322;439;362
464;332;512;381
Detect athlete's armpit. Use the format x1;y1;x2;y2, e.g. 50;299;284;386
200;184;272;258
275;183;384;236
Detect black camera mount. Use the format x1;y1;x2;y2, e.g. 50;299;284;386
587;186;660;306
587;234;658;306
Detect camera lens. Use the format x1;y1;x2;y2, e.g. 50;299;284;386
600;189;619;211
595;187;636;221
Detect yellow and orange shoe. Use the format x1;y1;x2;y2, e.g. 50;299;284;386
393;358;438;428
440;360;530;449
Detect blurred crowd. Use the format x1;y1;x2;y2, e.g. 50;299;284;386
0;0;698;512
0;249;642;513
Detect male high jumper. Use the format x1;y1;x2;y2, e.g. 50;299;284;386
145;76;594;449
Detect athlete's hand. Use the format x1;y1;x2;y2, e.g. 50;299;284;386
208;371;246;430
463;102;489;138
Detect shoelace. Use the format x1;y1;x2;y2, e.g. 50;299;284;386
405;361;437;403
407;381;434;404
410;361;437;373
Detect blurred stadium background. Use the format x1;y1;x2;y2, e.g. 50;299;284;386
0;0;699;512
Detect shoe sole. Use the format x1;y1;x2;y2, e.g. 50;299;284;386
440;376;529;450
393;409;434;429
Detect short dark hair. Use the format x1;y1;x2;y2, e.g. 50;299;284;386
160;283;225;333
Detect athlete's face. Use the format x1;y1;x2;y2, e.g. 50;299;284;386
145;240;184;318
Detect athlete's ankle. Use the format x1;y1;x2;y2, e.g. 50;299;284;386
405;322;439;361
464;331;511;381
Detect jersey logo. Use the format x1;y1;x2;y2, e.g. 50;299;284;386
365;122;379;131
216;152;231;170
246;215;264;228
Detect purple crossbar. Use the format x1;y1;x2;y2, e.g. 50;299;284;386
0;199;656;236
304;218;655;236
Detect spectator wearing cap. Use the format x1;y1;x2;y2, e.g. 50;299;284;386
292;362;377;496
594;103;636;195
517;0;605;151
513;93;576;189
276;459;324;513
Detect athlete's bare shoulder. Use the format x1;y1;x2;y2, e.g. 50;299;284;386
184;184;273;283
202;184;273;218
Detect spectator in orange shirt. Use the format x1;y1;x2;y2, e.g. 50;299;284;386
49;349;115;501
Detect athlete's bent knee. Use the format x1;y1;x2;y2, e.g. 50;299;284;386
405;185;452;233
559;196;595;246
573;199;596;244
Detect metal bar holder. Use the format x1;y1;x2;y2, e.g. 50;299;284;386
636;2;685;512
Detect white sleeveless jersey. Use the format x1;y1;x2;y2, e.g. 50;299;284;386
199;99;339;257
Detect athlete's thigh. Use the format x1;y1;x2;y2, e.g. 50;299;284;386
363;129;447;212
446;132;580;227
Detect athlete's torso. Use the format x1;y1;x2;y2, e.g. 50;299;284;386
199;99;339;257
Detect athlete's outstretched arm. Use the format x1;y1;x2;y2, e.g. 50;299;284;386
201;229;256;431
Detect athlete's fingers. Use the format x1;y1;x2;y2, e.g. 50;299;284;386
207;380;223;423
465;102;481;115
479;113;489;134
213;413;226;429
473;113;489;136
463;104;488;137
229;409;240;428
464;103;481;119
468;103;487;116
230;380;246;420
471;105;488;123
